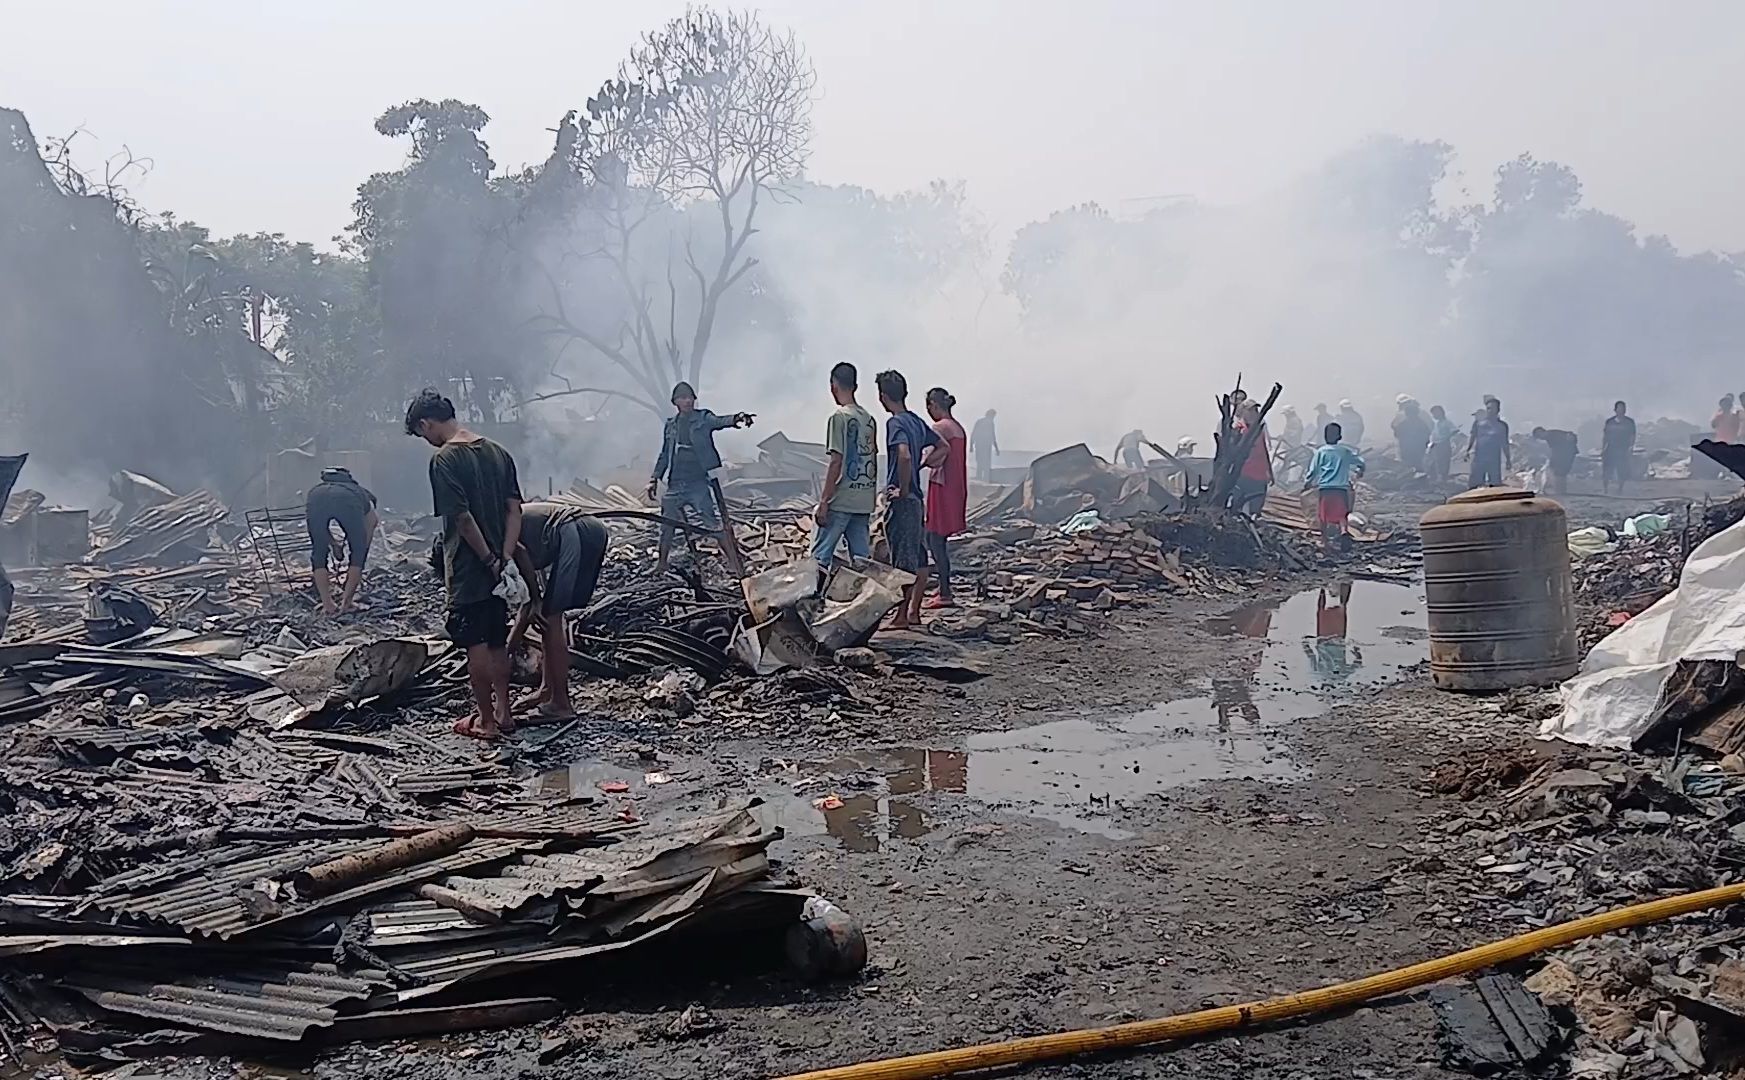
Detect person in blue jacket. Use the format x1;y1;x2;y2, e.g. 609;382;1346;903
644;381;754;573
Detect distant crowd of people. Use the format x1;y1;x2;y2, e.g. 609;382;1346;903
1260;394;1641;498
1177;392;1648;551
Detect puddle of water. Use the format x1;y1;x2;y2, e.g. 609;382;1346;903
1203;579;1426;688
962;694;1311;838
758;748;955;852
765;694;1307;842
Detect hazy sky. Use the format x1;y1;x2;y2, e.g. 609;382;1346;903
7;0;1742;252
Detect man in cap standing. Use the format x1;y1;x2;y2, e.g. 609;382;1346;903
645;381;754;575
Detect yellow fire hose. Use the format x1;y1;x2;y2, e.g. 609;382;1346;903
777;881;1745;1080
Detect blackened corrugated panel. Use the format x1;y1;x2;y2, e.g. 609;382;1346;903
61;963;388;1040
88;839;378;938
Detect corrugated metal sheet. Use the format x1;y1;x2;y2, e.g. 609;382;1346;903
62;963;389;1040
447;802;643;837
87;839;379;937
86;835;543;940
364;899;494;946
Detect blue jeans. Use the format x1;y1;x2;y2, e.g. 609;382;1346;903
813;509;871;568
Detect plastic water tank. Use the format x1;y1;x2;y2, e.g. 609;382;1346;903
1419;487;1579;691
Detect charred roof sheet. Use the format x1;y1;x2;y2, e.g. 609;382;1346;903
61;962;389;1040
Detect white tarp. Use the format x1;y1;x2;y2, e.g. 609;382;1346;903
1546;517;1745;747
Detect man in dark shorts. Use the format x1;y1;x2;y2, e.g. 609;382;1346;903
508;501;609;722
876;369;944;630
406;388;524;742
304;466;378;616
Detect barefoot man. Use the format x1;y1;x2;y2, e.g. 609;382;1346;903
405;388;524;742
507;502;609;723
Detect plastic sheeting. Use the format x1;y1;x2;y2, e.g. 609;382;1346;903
1547;518;1745;747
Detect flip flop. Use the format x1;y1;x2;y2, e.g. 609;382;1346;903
452;716;500;743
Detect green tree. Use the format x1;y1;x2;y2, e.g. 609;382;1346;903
347;98;527;421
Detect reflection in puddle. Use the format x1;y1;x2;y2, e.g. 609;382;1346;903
963;694;1310;837
1203;579;1426;688
536;759;643;799
768;698;1306;842
758;748;966;852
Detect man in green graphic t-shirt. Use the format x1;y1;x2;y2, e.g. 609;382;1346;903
813;361;878;569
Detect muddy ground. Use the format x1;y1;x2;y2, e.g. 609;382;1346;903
142;482;1731;1080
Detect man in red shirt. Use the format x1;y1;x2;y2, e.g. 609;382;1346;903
1230;402;1273;516
923;387;969;608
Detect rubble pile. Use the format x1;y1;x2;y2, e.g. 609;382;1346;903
1136;509;1320;571
1427;747;1745;1077
0;632;848;1061
1571;497;1745;650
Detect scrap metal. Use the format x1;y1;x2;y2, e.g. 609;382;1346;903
92;489;228;566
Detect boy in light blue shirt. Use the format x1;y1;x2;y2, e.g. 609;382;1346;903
1304;422;1366;551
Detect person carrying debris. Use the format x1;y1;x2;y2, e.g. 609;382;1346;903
1531;427;1579;495
814;362;878;570
1303;422;1365;552
876;369;945;630
1426;405;1458;482
1602;400;1636;494
924;387;969;607
1391;396;1431;472
970;409;1000;483
406;388;524;743
1337;399;1366;449
1114;429;1151;468
506;501;609;723
304;466;379;616
644;382;754;575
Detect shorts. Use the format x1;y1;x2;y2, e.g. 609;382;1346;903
885;494;925;573
446;596;509;650
306;496;371;570
659;479;720;542
1317;488;1351;527
1602;452;1630;482
543;517;607;616
813;509;871;568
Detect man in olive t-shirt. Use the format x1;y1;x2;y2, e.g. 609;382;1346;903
406;388;524;741
813;362;878;569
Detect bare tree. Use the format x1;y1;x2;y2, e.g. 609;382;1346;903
525;8;815;413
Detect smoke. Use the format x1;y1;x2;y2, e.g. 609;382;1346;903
509;133;1745;467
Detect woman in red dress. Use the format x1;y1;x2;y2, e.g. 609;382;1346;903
923;388;969;608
